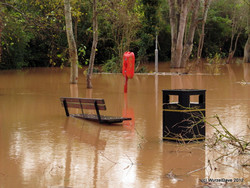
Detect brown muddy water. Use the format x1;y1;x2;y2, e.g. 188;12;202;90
0;62;249;188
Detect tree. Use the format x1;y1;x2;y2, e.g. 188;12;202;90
0;0;67;68
243;1;250;63
168;0;200;68
137;0;159;62
197;0;212;63
64;0;78;84
100;0;140;64
226;0;246;64
0;1;37;69
87;0;98;89
243;35;250;63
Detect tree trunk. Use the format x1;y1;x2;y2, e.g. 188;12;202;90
197;0;211;63
226;3;243;64
64;0;78;84
175;2;188;68
243;35;250;63
226;32;241;64
74;17;78;46
168;0;177;68
181;0;200;67
168;0;200;68
169;0;189;68
87;0;98;89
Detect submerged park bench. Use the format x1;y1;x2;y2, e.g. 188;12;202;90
60;97;132;124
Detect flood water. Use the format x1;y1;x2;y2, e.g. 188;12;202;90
0;62;249;188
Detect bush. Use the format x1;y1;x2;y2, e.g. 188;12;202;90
101;56;121;73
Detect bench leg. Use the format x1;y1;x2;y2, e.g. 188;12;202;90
94;101;102;123
79;99;84;116
63;100;70;117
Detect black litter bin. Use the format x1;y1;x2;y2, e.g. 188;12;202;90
162;89;206;142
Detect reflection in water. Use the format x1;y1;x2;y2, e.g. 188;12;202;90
0;64;249;187
70;84;79;98
63;118;106;188
86;88;93;98
243;63;250;82
122;93;135;130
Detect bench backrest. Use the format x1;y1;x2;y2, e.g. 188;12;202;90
60;97;106;110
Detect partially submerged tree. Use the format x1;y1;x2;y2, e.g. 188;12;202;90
87;0;98;89
197;0;212;63
243;36;250;63
243;1;250;63
64;0;78;84
226;0;246;64
168;0;200;68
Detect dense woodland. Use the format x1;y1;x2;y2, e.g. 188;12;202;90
0;0;249;71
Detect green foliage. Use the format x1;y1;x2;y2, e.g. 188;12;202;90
0;0;248;70
206;53;225;74
78;44;89;65
157;0;171;61
101;56;120;73
202;0;248;58
1;6;34;69
137;0;160;61
98;0;141;63
203;12;231;57
207;52;224;64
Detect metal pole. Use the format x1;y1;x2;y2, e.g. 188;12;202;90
155;34;158;73
124;75;128;93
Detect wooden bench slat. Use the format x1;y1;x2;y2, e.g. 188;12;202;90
64;103;106;110
60;97;105;104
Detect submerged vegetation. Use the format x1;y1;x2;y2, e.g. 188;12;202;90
206;115;249;155
163;111;249;187
101;56;120;73
203;115;250;187
206;52;225;74
205;115;249;167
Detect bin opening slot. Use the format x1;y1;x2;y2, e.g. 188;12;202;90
169;95;179;104
168;94;204;105
190;95;199;104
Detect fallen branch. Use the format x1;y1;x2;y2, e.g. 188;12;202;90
205;115;249;154
186;166;206;175
99;152;118;164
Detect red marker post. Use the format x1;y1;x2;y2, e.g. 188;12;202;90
122;52;135;93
